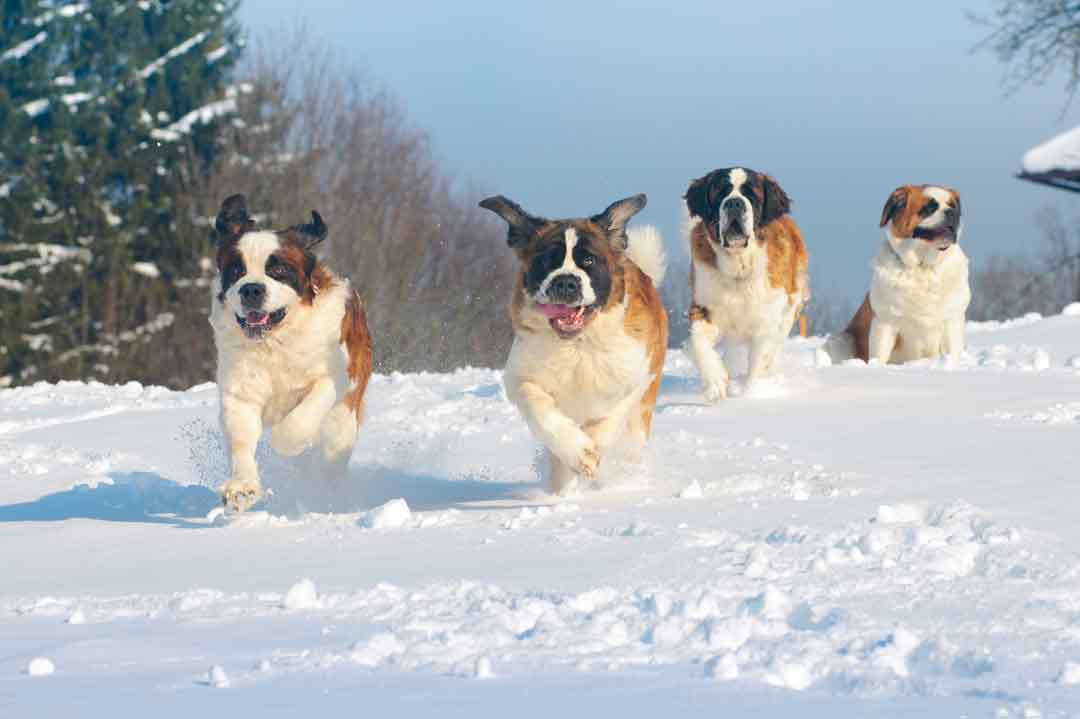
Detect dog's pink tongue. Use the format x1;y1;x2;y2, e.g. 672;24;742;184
535;303;576;320
246;310;270;326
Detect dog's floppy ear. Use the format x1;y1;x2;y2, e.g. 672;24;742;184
880;187;908;228
760;174;791;225
684;176;710;220
479;195;543;249
215;194;254;241
592;193;646;251
948;188;962;217
288;210;328;250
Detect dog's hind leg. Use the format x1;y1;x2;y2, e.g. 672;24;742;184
748;333;783;383
583;375;653;451
317;401;359;480
270;377;337;457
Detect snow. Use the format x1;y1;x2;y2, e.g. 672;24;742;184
205;665;229;688
29;4;88;28
1;31;47;62
56;3;88;18
25;657;55;677
131;261;160;279
2;311;1080;716
60;91;93;108
150;85;249;142
1059;662;1080;685
282;579;319;610
137;32;209;80
360;497;412;529
1022;124;1080;174
151;98;237;142
206;45;229;64
21;99;50;118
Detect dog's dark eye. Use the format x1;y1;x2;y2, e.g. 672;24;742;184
580;256;595;268
267;263;288;279
920;199;939;218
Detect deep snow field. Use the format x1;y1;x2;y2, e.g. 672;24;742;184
3;308;1080;718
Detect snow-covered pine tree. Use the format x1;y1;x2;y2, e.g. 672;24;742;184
0;0;243;387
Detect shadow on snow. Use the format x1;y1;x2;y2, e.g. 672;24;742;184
0;471;218;527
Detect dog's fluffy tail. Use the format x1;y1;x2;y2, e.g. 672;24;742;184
626;225;667;286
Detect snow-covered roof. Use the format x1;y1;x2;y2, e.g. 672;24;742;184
1021;124;1080;175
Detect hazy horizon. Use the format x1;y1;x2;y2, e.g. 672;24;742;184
239;0;1080;314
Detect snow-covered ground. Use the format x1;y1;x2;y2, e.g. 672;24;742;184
3;309;1080;718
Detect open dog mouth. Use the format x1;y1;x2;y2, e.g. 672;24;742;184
718;224;751;249
235;308;287;337
913;226;957;250
535;302;598;338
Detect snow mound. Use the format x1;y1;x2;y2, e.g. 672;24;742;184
26;657;54;677
283;579;320;610
1023;124;1080;174
1059;662;1080;685
360;498;412;529
205;665;229;688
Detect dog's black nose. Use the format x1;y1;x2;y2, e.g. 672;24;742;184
238;282;266;308
548;274;582;303
722;196;746;215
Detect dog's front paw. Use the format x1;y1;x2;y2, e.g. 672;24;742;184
576;442;600;479
701;377;728;403
221;477;263;513
551;425;600;479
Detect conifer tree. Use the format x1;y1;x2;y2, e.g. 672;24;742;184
0;0;242;387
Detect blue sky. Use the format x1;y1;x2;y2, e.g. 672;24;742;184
239;0;1078;309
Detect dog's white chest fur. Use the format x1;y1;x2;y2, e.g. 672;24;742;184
504;305;650;424
870;242;970;362
693;247;791;342
211;281;351;423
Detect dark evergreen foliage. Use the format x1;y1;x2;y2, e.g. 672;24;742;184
0;0;241;387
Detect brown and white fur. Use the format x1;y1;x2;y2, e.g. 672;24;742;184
825;185;969;364
479;193;668;496
684;167;809;401
210;194;373;512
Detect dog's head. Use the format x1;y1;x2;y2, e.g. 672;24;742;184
213;194;329;340
879;185;962;265
479;193;646;339
685;167;790;250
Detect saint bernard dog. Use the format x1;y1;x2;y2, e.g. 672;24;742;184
684;167;809;401
210;194;373;512
825;185;969;364
479;193;668;496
